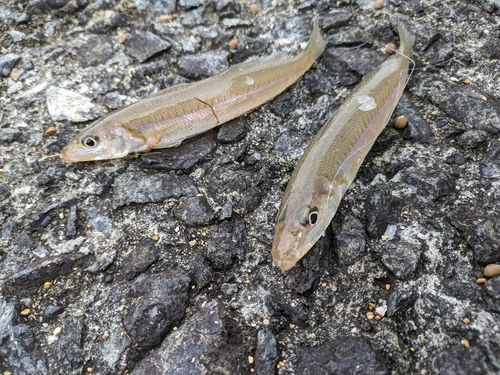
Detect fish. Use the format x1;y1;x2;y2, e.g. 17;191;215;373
60;22;326;162
272;23;415;271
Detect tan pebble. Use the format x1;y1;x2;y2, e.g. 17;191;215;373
289;324;296;329
152;234;160;241
102;332;110;339
45;126;57;136
368;302;376;311
385;284;391;291
20;309;31;316
118;32;127;43
461;339;470;348
373;0;384;9
87;368;94;373
43;281;52;290
250;369;254;373
403;210;409;215
374;314;382;320
394;115;408;129
248;356;254;364
483;264;500;278
482;96;487;101
381;235;388;241
189;239;197;246
53;327;62;336
229;39;238;50
476;277;487;284
385;43;396;55
409;347;415;352
127;2;136;9
10;71;21;80
4;371;12;375
366;311;374;319
43;241;49;246
250;3;259;14
462;317;470;324
463;78;470;84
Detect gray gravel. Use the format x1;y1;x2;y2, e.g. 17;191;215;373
1;0;500;374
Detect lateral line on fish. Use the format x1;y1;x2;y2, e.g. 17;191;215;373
194;97;220;125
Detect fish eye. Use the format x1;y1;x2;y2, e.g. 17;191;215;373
308;209;319;225
82;136;98;148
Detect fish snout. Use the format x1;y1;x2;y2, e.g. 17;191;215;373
271;223;302;271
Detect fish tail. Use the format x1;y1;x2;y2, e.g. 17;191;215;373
300;21;327;62
398;22;415;56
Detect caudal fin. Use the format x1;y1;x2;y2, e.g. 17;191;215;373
398;22;415;56
301;21;327;62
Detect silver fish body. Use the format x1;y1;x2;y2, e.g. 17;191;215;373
272;24;415;271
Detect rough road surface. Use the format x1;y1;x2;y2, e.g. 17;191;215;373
1;0;500;374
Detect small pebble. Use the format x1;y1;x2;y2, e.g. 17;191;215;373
385;43;396;55
462;317;470;324
373;0;384;9
366;311;374;319
368;302;376;310
127;2;136;9
53;327;62;336
476;277;487;284
394;115;408;129
250;3;259;14
20;308;31;316
248;356;254;364
10;71;21;80
152;234;160;241
102;332;110;339
289;324;296;329
409;347;415;352
87;368;94;373
118;32;127;43
229;39;238;50
385;284;391;290
43;281;52;289
483;264;500;278
463;78;470;84
45;126;57;136
461;339;470;348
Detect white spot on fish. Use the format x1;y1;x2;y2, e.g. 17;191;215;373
356;95;377;111
244;76;254;85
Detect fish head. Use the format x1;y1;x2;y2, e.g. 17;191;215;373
61;124;137;162
272;187;334;271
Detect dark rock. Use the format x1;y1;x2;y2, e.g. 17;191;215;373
273;131;310;160
180;6;205;27
481;146;500;178
0;53;21;76
269;91;299;118
178;50;229;79
139;131;217;172
113;172;199;209
333;215;366;268
482;37;500;59
77;35;114;67
255;328;278;375
0;128;24;145
215;0;241;18
124;269;191;350
264;289;308;327
120;237;159;280
43;305;64;321
245;152;261;165
442;280;481;303
65;205;77;238
327;27;373;47
179;0;203;9
173;195;215;227
479;0;500;13
457;130;489;149
0;299;48;374
386;290;418;317
403;165;454;202
93;329;132;372
43;19;61;38
428;43;454;67
232;38;269;64
373;24;395;43
391;15;440;52
5;253;90;293
217;118;246;142
485;277;500;299
0;183;10;202
102;91;123;108
53;0;78;16
50;317;86;371
134;0;176;18
323;47;386;76
318;12;352;32
189;253;212;291
37;162;66;185
381;242;422;280
433;345;495;375
130;300;245;374
204;219;245;270
83;205;117;239
285;234;330;294
297;336;388;374
365;187;402;238
246;26;262;37
124;30;171;63
85;249;117;273
25;0;68;14
394;93;435;144
89;12;126;33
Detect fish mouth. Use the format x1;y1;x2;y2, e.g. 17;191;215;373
272;222;302;271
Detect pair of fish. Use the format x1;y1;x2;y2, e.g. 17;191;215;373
60;22;415;271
